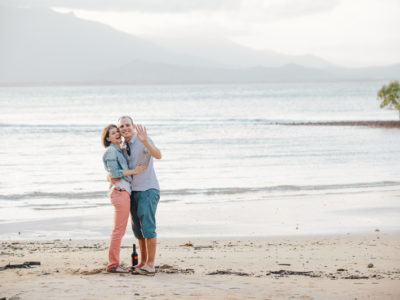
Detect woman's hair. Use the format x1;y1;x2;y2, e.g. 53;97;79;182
102;124;118;148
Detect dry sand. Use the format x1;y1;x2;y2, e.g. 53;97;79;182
1;233;399;299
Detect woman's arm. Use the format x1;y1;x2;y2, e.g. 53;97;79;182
104;151;125;178
107;164;146;184
104;149;147;181
123;164;147;176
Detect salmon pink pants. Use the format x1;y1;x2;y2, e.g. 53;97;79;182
107;188;130;270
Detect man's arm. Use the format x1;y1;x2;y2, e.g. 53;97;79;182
143;140;162;159
135;124;162;159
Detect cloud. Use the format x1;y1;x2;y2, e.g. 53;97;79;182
2;0;340;17
4;0;398;67
1;0;242;12
239;0;340;20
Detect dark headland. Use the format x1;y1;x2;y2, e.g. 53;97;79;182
284;121;400;128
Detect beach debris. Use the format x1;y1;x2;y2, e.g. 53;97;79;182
180;242;193;247
207;270;251;276
337;268;347;272
156;266;194;274
368;263;374;268
278;263;291;266
194;245;213;250
266;270;320;278
77;245;103;249
81;268;104;275
0;261;41;271
158;264;173;270
344;275;369;279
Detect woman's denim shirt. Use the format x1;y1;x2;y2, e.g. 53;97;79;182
103;144;132;192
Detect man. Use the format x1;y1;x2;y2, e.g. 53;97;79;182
112;115;162;276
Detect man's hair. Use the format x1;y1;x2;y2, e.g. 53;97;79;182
101;124;118;148
118;116;134;125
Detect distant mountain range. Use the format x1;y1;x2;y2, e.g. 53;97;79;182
0;6;399;84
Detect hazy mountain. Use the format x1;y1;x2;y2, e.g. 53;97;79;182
95;61;400;83
0;6;398;84
155;37;334;69
95;61;338;83
0;6;213;82
327;64;400;80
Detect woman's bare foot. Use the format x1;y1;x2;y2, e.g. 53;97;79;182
107;265;130;273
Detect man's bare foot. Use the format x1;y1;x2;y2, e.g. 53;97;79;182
133;263;145;269
139;264;155;273
136;264;156;276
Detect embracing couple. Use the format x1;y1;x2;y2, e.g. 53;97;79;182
101;116;161;275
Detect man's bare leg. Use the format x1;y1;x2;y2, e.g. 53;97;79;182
141;237;156;272
134;238;146;268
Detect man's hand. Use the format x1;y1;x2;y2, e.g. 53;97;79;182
134;124;148;143
134;123;162;159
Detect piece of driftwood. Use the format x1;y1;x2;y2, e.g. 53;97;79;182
207;270;251;276
80;268;104;275
344;275;369;279
267;270;320;277
157;266;195;274
0;261;41;271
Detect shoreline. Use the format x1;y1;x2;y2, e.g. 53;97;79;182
1;233;399;299
2;187;400;240
0;79;391;88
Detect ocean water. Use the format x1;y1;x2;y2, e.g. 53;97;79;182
0;81;399;239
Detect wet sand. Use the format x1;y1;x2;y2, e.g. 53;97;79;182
1;233;399;299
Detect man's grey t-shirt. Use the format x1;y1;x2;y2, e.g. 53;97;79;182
123;134;160;192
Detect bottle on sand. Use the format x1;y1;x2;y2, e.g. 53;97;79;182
131;243;138;268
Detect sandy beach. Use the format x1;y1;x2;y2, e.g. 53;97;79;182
1;233;399;299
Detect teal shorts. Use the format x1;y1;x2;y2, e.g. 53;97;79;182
130;189;160;239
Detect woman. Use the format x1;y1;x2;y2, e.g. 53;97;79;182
102;124;146;273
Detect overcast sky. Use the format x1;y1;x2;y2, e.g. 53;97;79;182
5;0;400;67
